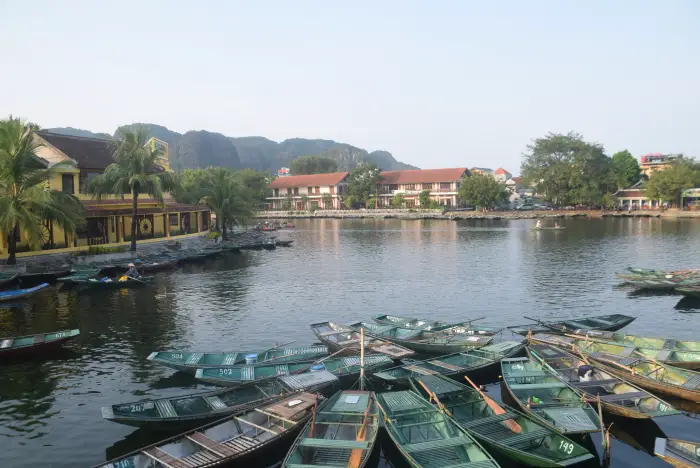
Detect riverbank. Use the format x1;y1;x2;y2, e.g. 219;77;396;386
256;208;700;220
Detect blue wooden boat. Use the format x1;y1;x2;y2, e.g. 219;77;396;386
0;282;49;302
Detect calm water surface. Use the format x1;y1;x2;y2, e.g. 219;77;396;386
2;218;700;467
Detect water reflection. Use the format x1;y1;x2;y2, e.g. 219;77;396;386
2;219;700;467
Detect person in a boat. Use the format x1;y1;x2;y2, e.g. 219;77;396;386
535;220;542;228
554;222;560;228
124;263;141;279
578;365;595;382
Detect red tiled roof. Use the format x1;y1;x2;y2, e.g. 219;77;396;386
268;172;349;188
379;168;468;184
510;177;522;184
494;167;511;175
614;190;647;198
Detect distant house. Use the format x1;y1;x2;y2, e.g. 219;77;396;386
639;153;683;177
470;167;493;176
613;180;662;210
268;172;349;210
505;176;522;190
493;167;512;182
377;168;469;208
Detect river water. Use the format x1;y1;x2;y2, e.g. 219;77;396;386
1;218;700;467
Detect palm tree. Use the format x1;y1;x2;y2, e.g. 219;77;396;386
0;118;83;264
199;168;253;240
88;126;178;251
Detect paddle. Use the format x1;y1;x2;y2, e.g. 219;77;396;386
348;395;372;468
416;380;453;417
464;375;522;433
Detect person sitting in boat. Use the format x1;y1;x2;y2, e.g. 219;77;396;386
535;220;542;228
554;222;560;228
124;263;141;280
578;365;595;382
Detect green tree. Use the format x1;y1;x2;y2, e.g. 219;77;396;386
322;193;333;209
346;163;381;208
88;126;179;251
290;155;338;175
458;173;509;211
235;168;270;205
521;132;614;206
611;150;640;189
199;168;254;240
391;193;405;208
645;160;700;206
418;190;431;208
283;193;293;211
0;118;84;264
300;194;310;211
175;168;209;204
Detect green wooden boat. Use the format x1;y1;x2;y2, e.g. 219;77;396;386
148;345;329;374
0;329;80;358
625;277;700;291
509;314;636;336
57;266;104;284
623;267;700;277
195;355;394;387
501;357;600;435
580;351;700;403
310;321;415;358
411;374;594;467
0;271;19;288
102;370;339;431
527;343;679;419
74;276;154;289
373;314;443;330
376;390;499;468
282;390;379;468
374;341;526;385
350;322;493;354
96;392;321;468
654;438;700;468
531;333;700;370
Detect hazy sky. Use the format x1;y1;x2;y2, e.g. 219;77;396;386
2;1;698;173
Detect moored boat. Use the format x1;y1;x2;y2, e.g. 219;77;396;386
501;357;600;435
376;390;499;468
262;238;277;250
677;286;700;299
508;314;636;336
654;438;700;468
195;354;394;387
276;240;294;247
310;321;414;359
531;226;566;230
412;374;594;467
372;314;443;330
530;333;700;370
0;282;49;302
623;267;700;277
0;329;80;358
282;390;379;468
374;340;526;385
57;266;103;284
625;277;700;291
74;276;154;289
148;346;329;374
0;272;19;289
350;322;493;354
527;343;679;419
102;370;339;431
95;392;321;468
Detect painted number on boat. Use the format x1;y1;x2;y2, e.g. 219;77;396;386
657;403;669;412
511;364;525;371
54;333;65;338
219;369;234;375
559;441;575;454
171;354;183;359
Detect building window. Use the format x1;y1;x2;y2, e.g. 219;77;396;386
314;186;320;194
307;187;313;195
293;188;299;195
62;174;74;194
274;188;279;197
405;184;416;191
330;186;335;194
169;214;179;226
423;183;433;191
440;182;451;190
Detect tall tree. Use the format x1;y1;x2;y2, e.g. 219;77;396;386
611;150;641;189
198;168;254;239
290;155;338;175
458;173;509;211
391;193;405;208
418;190;431;207
0;117;83;264
645;160;700;206
521;132;614;206
345;163;381;208
88;126;179;251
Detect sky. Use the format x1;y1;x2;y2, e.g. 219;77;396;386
2;1;699;173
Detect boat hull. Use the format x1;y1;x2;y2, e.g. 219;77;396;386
0;283;49;302
0;329;80;358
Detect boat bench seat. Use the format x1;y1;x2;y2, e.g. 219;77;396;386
505;428;551;446
572;379;619;387
597;392;648;402
403;435;474;453
509;383;566;390
505;371;548;378
298;439;370;450
460;413;515;429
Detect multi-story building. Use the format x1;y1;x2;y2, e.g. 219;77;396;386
0;132;210;257
493;167;512;182
640;153;683;177
267;172;350;210
376;168;468;207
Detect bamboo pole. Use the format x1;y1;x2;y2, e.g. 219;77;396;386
360;328;365;391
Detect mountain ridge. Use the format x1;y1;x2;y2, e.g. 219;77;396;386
45;123;419;173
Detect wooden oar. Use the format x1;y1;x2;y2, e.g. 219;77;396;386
464;375;521;433
416;380;453;417
348;395;372;468
269;340;296;350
